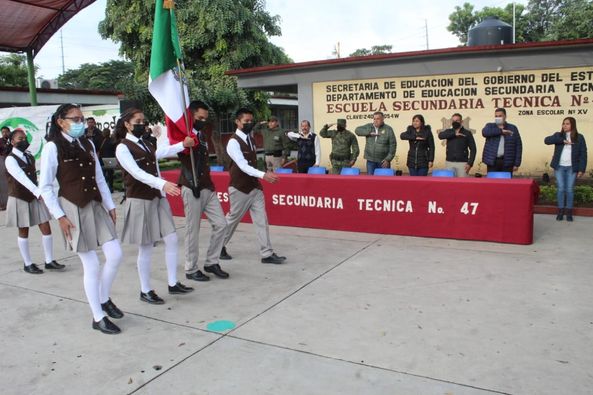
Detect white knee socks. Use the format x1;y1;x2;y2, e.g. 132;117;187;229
137;243;154;293
17;237;32;266
42;235;54;263
99;239;123;304
78;250;105;322
163;232;178;287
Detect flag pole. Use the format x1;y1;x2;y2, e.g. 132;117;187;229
167;4;199;190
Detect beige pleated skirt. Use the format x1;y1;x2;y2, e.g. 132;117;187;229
121;197;176;245
59;197;117;253
5;196;52;228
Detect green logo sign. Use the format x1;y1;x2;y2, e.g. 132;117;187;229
0;117;44;159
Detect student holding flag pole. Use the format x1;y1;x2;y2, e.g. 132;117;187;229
148;0;229;282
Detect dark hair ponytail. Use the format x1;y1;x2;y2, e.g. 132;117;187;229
47;103;81;142
115;108;143;142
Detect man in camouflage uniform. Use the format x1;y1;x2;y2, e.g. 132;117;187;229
254;116;290;171
320;118;360;174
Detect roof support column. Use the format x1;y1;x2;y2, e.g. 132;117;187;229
26;49;38;106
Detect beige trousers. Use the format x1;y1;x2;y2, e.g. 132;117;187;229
182;187;227;274
223;187;273;258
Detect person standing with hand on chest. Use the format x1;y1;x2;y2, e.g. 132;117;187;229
40;103;124;335
115;108;196;305
481;108;522;175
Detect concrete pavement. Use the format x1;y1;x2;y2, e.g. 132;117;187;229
1;194;592;395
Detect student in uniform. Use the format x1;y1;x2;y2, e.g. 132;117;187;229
4;128;64;274
40;103;124;335
178;101;229;282
115;108;195;304
221;108;287;264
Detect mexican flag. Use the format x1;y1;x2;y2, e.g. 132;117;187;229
148;0;192;146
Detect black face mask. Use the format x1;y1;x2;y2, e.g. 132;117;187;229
142;132;152;140
241;122;254;134
193;119;207;131
452;121;461;130
337;126;345;131
132;124;145;138
15;140;30;152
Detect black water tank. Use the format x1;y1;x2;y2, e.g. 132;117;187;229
468;16;512;46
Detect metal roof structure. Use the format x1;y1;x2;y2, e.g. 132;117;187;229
0;0;96;57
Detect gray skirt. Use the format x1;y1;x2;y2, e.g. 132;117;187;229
121;197;176;245
59;197;117;253
5;196;52;228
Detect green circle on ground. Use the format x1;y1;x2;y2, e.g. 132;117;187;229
206;320;236;332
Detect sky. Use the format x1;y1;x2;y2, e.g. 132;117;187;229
27;0;527;80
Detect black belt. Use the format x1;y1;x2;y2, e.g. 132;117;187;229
265;150;283;157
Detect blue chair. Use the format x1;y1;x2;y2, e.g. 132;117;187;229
374;168;395;176
432;169;455;177
340;167;360;176
210;165;224;172
274;168;293;174
487;171;512;179
307;166;327;175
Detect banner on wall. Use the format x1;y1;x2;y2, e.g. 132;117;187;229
313;66;593;174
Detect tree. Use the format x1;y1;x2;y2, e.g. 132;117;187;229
0;53;34;87
545;0;593;40
99;0;290;121
57;60;134;90
349;45;393;57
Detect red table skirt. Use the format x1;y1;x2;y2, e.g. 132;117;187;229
162;171;538;245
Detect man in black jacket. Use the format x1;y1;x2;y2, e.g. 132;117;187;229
438;113;476;177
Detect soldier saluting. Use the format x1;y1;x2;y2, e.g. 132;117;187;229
320;118;359;174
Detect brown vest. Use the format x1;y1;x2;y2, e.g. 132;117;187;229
120;139;162;200
56;137;102;208
229;134;262;194
177;143;215;192
6;152;37;202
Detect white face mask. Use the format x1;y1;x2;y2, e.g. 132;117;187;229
494;117;504;125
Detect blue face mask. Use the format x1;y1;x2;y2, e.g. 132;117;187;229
68;122;85;139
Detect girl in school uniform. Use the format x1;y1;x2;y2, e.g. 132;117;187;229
115;108;195;304
39;103;124;335
4;128;64;274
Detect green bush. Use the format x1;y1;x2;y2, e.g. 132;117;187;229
538;184;593;204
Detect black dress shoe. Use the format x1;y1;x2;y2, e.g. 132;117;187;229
261;253;286;264
219;246;232;260
168;282;194;294
92;317;121;335
185;270;210;282
24;263;43;274
556;208;564;221
566;209;574;222
45;260;65;270
101;298;124;319
140;290;165;304
204;264;229;279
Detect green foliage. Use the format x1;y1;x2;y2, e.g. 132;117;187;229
349;45;393;57
57;60;134;91
538;184;593;204
447;0;593;45
0;53;35;87
98;0;291;124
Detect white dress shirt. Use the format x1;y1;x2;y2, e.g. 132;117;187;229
5;149;41;198
115;134;185;197
559;132;572;167
226;129;265;178
287;131;321;166
39;132;115;219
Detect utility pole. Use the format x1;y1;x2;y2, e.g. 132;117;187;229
60;29;65;74
513;1;516;44
425;19;429;50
